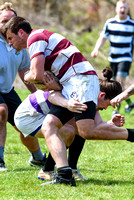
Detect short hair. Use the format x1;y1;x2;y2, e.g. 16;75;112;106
4;16;32;35
0;2;17;16
116;0;128;6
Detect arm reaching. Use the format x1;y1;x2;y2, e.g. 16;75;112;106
110;84;134;108
42;72;62;91
94;111;124;127
48;91;87;113
108;114;125;127
91;36;107;58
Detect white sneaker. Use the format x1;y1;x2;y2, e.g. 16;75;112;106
0;158;8;171
72;168;87;181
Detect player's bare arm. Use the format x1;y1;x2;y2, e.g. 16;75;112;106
24;55;45;83
94;111;125;127
110;84;134;108
48;91;87;113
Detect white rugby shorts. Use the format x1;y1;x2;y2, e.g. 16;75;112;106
61;74;100;105
14;97;46;137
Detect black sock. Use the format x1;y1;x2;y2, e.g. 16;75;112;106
68;135;85;169
127;129;134;142
42;152;55;171
58;166;72;180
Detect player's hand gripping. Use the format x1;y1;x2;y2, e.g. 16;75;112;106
67;98;87;113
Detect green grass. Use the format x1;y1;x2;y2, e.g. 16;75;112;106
0;89;134;200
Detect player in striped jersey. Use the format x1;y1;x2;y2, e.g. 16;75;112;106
91;0;134;115
4;18;134;186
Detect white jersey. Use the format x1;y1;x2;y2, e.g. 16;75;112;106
14;90;52;137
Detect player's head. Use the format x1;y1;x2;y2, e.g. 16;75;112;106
0;2;17;34
3;16;32;51
100;67;122;100
97;67;122;110
115;0;128;20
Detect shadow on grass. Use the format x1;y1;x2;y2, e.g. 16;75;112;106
79;178;134;186
5;151;20;154
2;167;40;172
13;167;41;172
78;168;134;185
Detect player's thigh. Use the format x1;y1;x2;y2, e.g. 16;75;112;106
0;89;21;125
74;101;96;139
59;122;75;147
76;118;95;139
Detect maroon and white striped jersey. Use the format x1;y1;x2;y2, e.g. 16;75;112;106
27;29;97;84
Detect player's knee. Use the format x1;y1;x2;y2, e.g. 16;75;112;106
41;114;62;138
0;104;8;123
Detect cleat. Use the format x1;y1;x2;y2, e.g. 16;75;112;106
125;103;134;113
72;168;87;181
38;169;56;180
29;153;46;167
41;175;76;186
0;158;8;171
112;110;119;116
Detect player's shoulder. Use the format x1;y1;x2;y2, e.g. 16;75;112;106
127;17;134;25
105;17;116;24
28;29;54;46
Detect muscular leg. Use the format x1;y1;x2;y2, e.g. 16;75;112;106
76;118;128;140
59;120;75;147
14;125;44;163
42;117;67;168
42;120;75;172
18;131;40;152
42;116;75;168
17;130;44;163
41;110;133;186
42;111;131;169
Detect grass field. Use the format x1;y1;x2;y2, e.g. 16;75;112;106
0;89;134;200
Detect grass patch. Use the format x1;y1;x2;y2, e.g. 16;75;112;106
0;89;134;200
